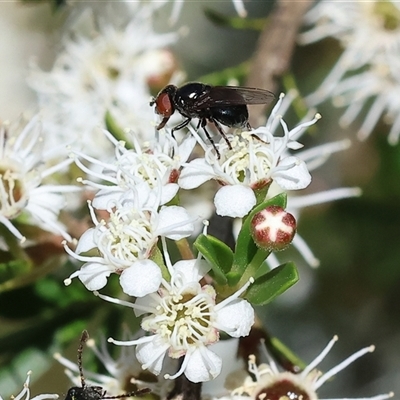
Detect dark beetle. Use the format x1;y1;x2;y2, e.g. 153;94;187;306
150;82;274;158
64;331;150;400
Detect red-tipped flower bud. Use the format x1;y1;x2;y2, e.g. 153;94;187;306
250;205;296;251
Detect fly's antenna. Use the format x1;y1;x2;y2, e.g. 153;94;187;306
78;330;90;388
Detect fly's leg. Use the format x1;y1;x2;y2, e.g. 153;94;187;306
251;133;269;145
209;118;232;151
171;118;192;139
200;119;221;159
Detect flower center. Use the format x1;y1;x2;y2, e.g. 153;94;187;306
372;1;400;31
0;165;27;219
99;208;154;263
255;380;310;400
119;150;174;189
141;285;217;357
219;133;274;184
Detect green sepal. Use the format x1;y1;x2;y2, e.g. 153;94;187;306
265;336;306;372
149;245;170;282
229;193;287;285
194;234;233;285
245;261;299;306
105;110;132;147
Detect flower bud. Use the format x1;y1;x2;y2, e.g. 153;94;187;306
250;206;296;251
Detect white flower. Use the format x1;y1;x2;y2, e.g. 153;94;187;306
54;330;170;398
300;2;400;67
224;336;393;400
28;4;179;157
95;247;255;383
331;61;400;144
1;370;58;400
179;94;317;218
144;0;248;25
0;116;79;243
299;1;400;143
73;129;196;209
64;198;195;296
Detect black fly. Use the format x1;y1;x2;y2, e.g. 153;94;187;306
150;82;274;158
64;330;150;400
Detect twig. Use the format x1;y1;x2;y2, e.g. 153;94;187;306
246;0;315;126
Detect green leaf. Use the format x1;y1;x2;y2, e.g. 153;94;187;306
194;234;234;285
204;8;267;30
245;261;298;305
0;260;30;285
229;193;287;285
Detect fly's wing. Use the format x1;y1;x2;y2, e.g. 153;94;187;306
195;86;275;108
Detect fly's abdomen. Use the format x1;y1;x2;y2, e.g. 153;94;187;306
211;105;249;128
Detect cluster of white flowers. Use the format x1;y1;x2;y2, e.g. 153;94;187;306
0;115;79;244
300;1;400;143
61;123;258;381
54;333;394;400
95;246;254;383
2;1;392;399
219;337;393;400
28;2;180;158
59;85;363;383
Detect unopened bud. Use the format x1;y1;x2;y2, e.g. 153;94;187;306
250;206;296;251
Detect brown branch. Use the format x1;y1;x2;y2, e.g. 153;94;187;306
246;0;315;126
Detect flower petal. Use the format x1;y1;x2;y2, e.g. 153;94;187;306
173;259;211;284
134;293;162;317
202;339;243;396
160;183;179;205
78;263;112;291
120;260;162;297
214;185;256;218
136;336;169;375
75;228;97;254
274;157;312;190
179;158;215;189
178;135;197;163
92;189;121;210
184;347;222;383
215;299;254;337
156;205;194;240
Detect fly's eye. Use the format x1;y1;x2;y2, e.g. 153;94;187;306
155;92;173;117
